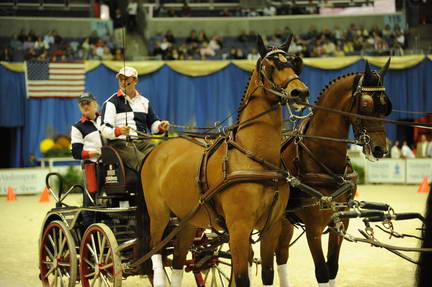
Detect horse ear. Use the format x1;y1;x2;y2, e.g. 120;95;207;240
280;33;293;53
364;60;372;76
257;35;267;59
379;58;391;78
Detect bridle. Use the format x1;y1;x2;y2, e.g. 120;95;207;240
255;49;303;105
349;73;392;149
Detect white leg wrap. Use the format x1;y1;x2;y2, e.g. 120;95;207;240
248;264;253;281
318;283;330;287
151;254;166;287
171;269;184;287
329;279;336;287
263;285;273;287
277;264;291;287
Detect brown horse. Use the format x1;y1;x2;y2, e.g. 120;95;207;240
140;35;309;287
260;60;392;287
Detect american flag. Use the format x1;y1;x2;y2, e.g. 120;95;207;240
25;61;85;98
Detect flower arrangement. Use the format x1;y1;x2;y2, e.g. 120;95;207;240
39;134;72;157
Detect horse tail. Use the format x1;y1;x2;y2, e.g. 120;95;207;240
134;179;152;275
416;185;432;287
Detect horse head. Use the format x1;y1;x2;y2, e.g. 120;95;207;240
255;34;309;111
350;59;392;159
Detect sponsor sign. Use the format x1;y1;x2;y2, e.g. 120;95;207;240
0;168;49;195
367;159;405;183
406;159;432;184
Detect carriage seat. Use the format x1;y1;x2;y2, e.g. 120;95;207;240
99;146;139;195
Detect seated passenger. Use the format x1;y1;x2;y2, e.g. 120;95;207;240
71;92;102;200
100;66;170;173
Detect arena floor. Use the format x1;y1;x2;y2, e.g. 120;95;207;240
0;184;426;287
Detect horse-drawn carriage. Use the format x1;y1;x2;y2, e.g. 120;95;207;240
38;145;233;287
38;33;432;287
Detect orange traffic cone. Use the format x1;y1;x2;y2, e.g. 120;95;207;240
6;186;16;201
417;176;430;194
39;186;50;203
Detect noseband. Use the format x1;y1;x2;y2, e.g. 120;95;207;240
350;73;391;146
257;49;302;103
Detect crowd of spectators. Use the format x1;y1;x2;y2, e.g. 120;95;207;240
148;23;408;61
0;29;125;62
152;0;374;18
390;135;432;159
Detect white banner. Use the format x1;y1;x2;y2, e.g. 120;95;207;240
0;168;49;195
406;159;432;184
367;159;406;183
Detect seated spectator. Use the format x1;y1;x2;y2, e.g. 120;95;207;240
234;48;246;59
155;3;169;17
197;30;208;44
343;41;354;54
18;29;27;43
200;41;215;59
401;141;415;159
0;48;14;61
247;48;260;61
208;36;222;51
28;30;38;42
152;41;164;58
180;1;192;17
23;36;35;50
34;36;48;51
220;8;233;17
101;46;113;60
10;34;23;50
227;48;237;60
322;38;336;56
113;48;124;61
44;31;55;49
263;3;276;16
186;30;199;44
38;49;49;61
305;0;318;14
165;30;176;44
24;48;37;61
334;42;345;57
391;140;401;158
80;37;92;58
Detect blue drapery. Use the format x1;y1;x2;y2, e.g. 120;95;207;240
1;59;431;167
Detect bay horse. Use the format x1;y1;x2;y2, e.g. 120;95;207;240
140;35;309;287
260;59;393;287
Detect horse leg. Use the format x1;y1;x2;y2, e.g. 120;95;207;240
248;244;254;282
148;205;171;287
305;224;330;287
275;218;294;287
171;224;196;287
227;221;254;287
326;218;349;287
260;220;282;286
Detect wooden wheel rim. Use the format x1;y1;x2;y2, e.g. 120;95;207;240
39;220;78;287
79;223;122;287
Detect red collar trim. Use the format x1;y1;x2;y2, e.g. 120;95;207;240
116;89;140;98
80;113;100;123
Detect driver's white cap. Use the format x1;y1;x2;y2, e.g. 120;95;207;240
116;66;138;78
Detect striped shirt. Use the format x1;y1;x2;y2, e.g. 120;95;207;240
71;114;102;162
101;89;161;140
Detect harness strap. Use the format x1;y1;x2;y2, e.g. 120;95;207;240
129;170;286;268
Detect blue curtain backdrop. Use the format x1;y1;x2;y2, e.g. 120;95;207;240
1;59;431;167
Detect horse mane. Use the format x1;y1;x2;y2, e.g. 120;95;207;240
235;68;256;125
313;72;358;112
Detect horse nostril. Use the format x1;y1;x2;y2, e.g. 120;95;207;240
373;146;384;158
290;89;301;98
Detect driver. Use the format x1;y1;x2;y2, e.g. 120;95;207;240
100;66;170;172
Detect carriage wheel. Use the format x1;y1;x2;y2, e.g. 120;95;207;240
194;249;233;287
39;220;78;287
79;223;122;287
